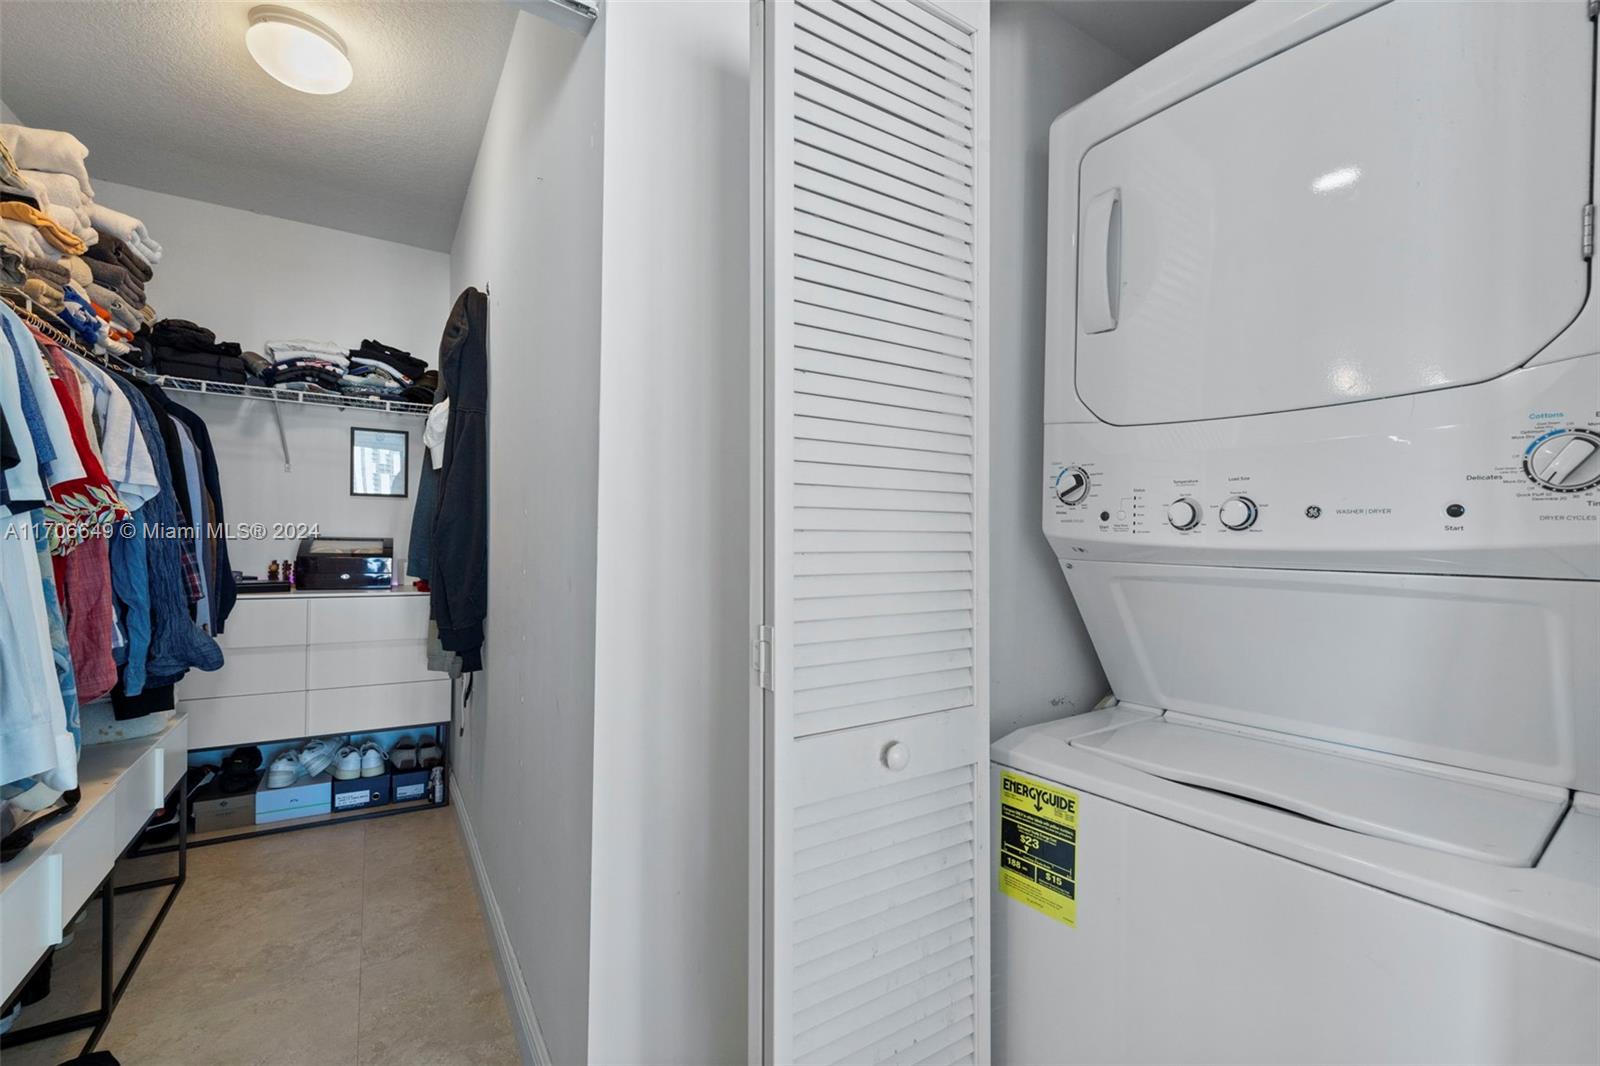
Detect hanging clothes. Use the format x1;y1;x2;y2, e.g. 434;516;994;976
0;305;76;790
428;288;489;673
163;400;234;634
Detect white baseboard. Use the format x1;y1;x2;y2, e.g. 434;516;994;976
451;775;552;1066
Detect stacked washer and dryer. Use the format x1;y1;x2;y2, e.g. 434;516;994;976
993;1;1600;1062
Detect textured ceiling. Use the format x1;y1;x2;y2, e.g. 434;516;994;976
1045;0;1249;65
0;0;517;251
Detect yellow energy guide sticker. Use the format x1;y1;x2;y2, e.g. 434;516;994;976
998;771;1078;926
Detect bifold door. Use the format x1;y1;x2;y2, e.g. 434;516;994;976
752;1;990;1062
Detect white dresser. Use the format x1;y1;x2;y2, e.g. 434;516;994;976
0;714;189;1002
179;590;448;750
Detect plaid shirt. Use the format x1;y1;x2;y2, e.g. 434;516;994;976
178;521;204;607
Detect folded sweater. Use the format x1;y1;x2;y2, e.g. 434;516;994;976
265;338;348;366
0;201;86;254
0;124;94;200
351;338;427;380
84;228;153;281
87;203;161;264
85;256;145;306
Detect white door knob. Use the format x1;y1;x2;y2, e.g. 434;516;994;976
881;742;910;771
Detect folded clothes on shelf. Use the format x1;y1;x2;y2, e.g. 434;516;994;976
350;337;426;380
265;338;348;367
85;228;153;282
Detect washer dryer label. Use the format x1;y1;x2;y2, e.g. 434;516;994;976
998;771;1078;927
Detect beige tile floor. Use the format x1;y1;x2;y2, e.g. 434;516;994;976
6;809;520;1066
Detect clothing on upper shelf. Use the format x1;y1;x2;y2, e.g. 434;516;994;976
0;124;94;201
350;338;426;381
84;228;153;282
85;256;146;307
403;368;439;405
88;202;161;266
426;288;488;673
147;318;247;382
0;201;86;255
265;338;349;367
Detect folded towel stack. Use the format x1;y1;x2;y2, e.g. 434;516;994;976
148;318;247;383
1;123;164;354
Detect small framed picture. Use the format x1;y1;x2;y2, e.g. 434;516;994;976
350;427;409;497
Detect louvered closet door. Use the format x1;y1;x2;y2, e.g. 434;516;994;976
755;2;990;1063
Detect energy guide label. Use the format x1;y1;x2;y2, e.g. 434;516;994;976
998;771;1078;926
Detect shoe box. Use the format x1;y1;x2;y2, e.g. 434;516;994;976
191;782;257;834
332;772;391;812
255;773;333;824
392;763;447;804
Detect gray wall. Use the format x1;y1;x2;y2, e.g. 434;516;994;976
447;10;606;1064
988;3;1132;739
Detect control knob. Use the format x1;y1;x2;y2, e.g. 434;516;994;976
1166;498;1200;531
1218;496;1258;531
1055;466;1090;505
1527;430;1600;492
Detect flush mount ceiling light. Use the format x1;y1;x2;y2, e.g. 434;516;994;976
246;6;352;95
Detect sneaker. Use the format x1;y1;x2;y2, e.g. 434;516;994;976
418;739;444;769
330;744;364;781
390;739;418;771
359;742;386;778
299;738;337;778
265;751;301;789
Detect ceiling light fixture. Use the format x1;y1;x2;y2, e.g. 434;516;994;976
246;6;353;95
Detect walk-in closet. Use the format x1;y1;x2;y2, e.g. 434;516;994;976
2;1;511;1060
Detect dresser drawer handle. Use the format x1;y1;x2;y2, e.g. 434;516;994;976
881;741;909;772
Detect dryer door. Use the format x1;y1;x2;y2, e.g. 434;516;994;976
1074;0;1594;426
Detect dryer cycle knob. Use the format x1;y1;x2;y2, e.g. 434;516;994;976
1219;496;1258;530
1055;466;1090;505
1166;498;1200;531
1527;430;1600;491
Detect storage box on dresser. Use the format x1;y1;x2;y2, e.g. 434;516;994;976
178;590;449;749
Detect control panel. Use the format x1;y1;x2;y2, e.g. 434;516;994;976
1042;357;1600;579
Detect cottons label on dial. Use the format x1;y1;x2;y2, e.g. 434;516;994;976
997;770;1078;926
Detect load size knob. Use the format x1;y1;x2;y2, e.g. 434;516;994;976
1166;497;1200;530
1219;495;1258;530
1526;430;1600;492
1055;467;1090;505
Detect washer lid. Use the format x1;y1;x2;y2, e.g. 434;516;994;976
1070;713;1569;868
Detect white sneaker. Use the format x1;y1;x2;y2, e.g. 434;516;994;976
330;744;364;780
265;751;301;788
359;741;386;778
299;738;337;778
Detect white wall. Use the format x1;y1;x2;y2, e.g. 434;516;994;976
585;4;750;1062
171;394;423;578
988;3;1130;738
447;10;605;1066
75;180;449;578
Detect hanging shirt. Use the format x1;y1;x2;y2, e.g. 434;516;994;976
67;351;159;510
171;418;211;631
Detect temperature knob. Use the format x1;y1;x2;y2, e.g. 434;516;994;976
1219;496;1258;530
1055;467;1090;505
1527;430;1600;492
1166;498;1200;531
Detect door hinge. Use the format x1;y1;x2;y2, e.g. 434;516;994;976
1584;203;1595;260
753;625;774;692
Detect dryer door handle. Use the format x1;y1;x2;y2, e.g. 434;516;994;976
1080;187;1122;334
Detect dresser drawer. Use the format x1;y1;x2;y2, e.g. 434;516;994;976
306;595;431;644
180;646;306;700
56;799;114;925
306;679;449;735
1;853;62;999
306;640;433;689
182;692;308;750
217;598;307;649
113;748;162;856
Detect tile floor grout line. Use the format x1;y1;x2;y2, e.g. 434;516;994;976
355;819;368;1066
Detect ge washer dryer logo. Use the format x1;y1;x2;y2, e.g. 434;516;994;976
1305;505;1322;519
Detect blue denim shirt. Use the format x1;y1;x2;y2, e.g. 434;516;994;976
105;373;222;694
